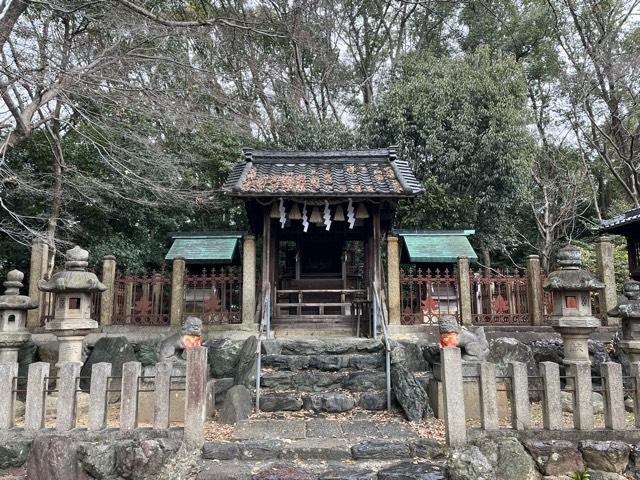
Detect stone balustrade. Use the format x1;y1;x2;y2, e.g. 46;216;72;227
441;346;636;447
0;347;209;447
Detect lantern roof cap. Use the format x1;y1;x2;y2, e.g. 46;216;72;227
38;246;106;293
0;269;38;311
543;244;605;291
608;280;640;318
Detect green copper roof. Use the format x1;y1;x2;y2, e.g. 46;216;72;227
165;233;242;262
397;230;478;263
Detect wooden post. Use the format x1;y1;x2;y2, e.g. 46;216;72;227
170;257;186;326
457;257;472;325
261;207;271;316
184;347;208;448
100;255;116;326
526;255;543;326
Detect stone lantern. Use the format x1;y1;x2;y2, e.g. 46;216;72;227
38;246;106;366
609;280;640;362
0;270;37;362
543;244;604;365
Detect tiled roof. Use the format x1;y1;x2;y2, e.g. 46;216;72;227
222;148;422;198
600;207;640;233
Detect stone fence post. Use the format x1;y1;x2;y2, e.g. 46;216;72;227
27;238;49;329
526;255;543;326
441;346;466;446
0;363;18;429
100;256;116;326
170;256;186;327
457;257;472;325
387;236;401;325
595;236;618;325
242;235;257;325
184;346;208;448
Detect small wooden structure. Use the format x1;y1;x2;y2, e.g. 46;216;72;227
222;147;422;335
600;207;640;280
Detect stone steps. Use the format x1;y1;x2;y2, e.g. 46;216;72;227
258;338;387;413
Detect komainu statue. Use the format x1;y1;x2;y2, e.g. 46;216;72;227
158;316;203;363
438;315;489;362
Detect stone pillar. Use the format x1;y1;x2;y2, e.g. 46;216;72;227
479;362;498;430
154;361;172;430
569;361;593;431
0;362;18;429
120;361;141;430
25;362;49;431
56;362;81;431
100;256;116;326
509;362;530;430
631;362;640;428
27;238;48;328
184;347;208;448
596;236;618;325
387;236;401;325
540;361;562;430
457;257;472;325
441;347;466;446
526;255;543;325
88;362;112;431
241;235;257;325
170;256;186;327
601;362;625;430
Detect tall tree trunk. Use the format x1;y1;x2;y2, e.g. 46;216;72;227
0;0;27;51
45;103;65;277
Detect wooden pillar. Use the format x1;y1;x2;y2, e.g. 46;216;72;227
526;255;543;326
261;207;272;318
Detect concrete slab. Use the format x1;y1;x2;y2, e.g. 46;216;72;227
341;421;379;438
306;419;343;438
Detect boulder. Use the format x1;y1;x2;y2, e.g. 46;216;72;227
26;434;80;480
261;392;303;412
207;338;243;378
488;337;542;401
304;393;355;413
349;354;384;370
237;440;284;460
586;472;628;480
423;344;440;368
17;340;39;392
351;440;411;460
0;433;31;469
447;445;495;480
588;340;613;380
80;337;137;397
629;442;640;475
214;377;235;406
358;392;387;410
579;441;630;474
252;463;315;480
561;391;604;414
219;385;253;424
391;356;432;421
377;462;448;479
523;440;584;476
411;439;447;460
115;438;180;480
399;341;430;371
475;437;540;480
319;466;376;479
309;355;350;371
234;336;257;387
201;442;240;460
529;339;564;364
77;442;116;479
343;371;386;391
292;370;345;391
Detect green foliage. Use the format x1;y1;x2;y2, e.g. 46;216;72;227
577;238;629;295
570;471;590;480
362;47;533;255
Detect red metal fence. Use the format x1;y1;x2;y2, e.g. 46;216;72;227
113;272;171;325
470;268;529;325
400;268;459;325
183;267;242;324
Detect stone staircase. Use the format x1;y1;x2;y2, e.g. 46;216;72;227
271;315;358;337
258;337;388;413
